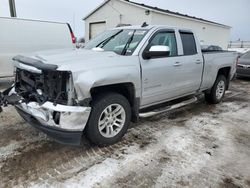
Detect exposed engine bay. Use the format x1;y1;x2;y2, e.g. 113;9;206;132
0;68;75;113
15;68;74;105
0;55;77;111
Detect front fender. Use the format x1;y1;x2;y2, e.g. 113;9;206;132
73;65;141;101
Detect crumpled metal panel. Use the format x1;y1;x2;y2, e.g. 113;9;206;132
17;102;91;131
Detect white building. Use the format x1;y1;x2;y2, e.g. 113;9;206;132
83;0;231;49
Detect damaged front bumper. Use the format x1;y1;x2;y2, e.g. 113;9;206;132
0;55;92;145
1;88;91;145
15;101;91;145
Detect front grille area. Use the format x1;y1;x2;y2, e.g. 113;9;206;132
15;68;72;105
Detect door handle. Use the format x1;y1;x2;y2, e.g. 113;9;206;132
173;62;182;67
196;59;202;64
144;78;149;84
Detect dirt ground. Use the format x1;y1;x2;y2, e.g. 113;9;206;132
0;78;250;188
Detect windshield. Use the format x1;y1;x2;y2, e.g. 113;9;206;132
84;29;148;55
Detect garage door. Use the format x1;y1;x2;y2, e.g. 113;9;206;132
90;22;106;39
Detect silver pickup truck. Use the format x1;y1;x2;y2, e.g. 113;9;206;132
0;25;237;146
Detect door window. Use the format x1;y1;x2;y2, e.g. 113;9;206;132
147;31;178;57
180;32;197;55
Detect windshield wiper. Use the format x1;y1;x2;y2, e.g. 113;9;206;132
96;30;123;48
121;30;136;55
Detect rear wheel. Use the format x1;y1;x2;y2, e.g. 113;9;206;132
85;92;131;146
205;75;226;104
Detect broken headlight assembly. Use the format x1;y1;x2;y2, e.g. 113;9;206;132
14;68;75;106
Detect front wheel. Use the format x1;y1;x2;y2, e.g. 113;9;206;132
205;75;227;104
85;92;131;146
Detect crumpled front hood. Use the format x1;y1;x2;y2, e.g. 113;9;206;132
14;48;141;102
30;48;131;73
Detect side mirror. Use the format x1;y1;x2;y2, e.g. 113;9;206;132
143;45;170;59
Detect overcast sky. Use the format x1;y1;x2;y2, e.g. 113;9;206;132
0;0;249;41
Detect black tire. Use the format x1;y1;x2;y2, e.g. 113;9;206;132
205;75;227;104
85;92;131;146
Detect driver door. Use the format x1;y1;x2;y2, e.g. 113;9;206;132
139;30;182;107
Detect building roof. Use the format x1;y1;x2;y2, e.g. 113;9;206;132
83;0;230;29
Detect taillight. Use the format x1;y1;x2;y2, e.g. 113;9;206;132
71;32;76;44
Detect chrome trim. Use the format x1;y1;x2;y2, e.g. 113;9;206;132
42;102;88;112
238;64;250;69
17;102;91;131
139;97;197;118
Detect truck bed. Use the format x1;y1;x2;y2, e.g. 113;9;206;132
201;51;237;90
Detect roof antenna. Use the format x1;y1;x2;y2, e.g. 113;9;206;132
141;22;148;28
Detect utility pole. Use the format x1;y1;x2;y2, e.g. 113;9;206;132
9;0;17;17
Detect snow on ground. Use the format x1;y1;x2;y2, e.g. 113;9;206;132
30;96;250;187
0;79;250;188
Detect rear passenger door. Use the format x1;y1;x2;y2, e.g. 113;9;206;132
175;31;203;95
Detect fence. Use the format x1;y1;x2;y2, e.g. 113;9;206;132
228;41;250;48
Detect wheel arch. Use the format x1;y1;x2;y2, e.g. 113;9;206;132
217;67;231;90
90;83;140;123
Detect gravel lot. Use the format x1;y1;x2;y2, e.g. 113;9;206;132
0;78;250;188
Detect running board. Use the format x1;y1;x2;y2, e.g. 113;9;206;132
139;97;198;118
